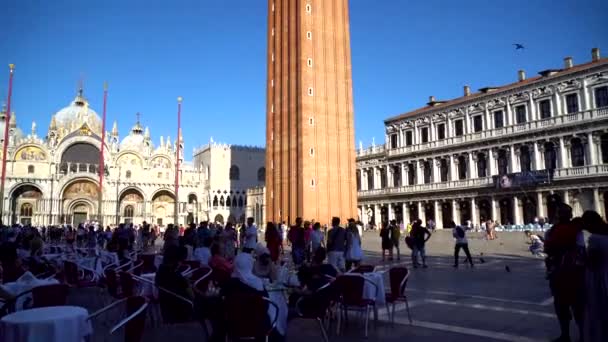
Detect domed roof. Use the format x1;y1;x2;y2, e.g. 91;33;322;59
53;89;102;136
120;119;152;153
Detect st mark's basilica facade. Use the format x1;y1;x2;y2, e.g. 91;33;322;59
0;89;265;227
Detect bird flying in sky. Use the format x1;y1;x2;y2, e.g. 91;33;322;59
513;43;525;50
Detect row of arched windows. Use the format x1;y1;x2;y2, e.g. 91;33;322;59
212;195;245;208
229;165;266;182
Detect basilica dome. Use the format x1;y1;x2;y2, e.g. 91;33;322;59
53;90;102;136
120;120;151;154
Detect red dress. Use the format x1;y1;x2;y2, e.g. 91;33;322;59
266;231;282;262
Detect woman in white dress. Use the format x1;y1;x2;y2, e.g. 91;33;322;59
345;219;363;271
582;211;608;342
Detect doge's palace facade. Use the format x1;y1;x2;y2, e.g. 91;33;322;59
357;48;608;229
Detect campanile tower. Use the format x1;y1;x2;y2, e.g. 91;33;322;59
265;0;357;225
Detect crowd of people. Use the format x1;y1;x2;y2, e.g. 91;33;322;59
1;203;607;342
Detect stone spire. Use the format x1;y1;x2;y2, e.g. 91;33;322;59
9;113;16;128
49;116;57;130
144;126;150;139
31;121;36;136
111;120;118;136
166;136;172;150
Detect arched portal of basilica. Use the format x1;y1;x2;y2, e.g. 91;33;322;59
61;180;99;226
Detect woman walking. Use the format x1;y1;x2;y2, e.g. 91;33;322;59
345;219;363;270
265;222;282;262
221;222;238;260
380;222;393;261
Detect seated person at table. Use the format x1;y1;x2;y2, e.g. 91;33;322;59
298;247;338;292
25;237;54;276
253;244;278;281
193;237;213;266
155;245;194;323
222;253;269;297
0;242;25;283
209;243;233;274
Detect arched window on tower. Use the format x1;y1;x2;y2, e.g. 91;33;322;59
232;197;237;207
212;196;218;207
571;138;585;167
238;196;243;207
229;165;240;180
219;196;225;207
257;167;265;182
226;196;231;208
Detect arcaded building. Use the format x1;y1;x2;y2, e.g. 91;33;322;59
265;0;357;225
357;49;608;229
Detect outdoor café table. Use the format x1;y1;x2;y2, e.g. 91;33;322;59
265;283;290;337
0;272;59;310
0;306;92;342
363;271;386;306
137;273;159;299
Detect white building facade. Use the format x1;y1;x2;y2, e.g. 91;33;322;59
0;89;207;227
357;48;608;229
193;142;265;225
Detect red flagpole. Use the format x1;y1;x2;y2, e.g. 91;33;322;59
174;96;182;225
0;64;15;224
97;82;108;223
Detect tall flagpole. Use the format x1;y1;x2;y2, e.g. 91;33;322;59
0;64;15;225
97;82;108;224
174;96;182;225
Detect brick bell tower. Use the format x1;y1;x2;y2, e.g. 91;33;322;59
265;0;357;225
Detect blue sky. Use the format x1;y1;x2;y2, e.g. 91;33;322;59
1;0;607;159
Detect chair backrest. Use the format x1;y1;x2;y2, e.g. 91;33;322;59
296;280;335;319
211;267;231;286
224;294;275;339
119;271;136;297
128;261;144;276
105;268;121;298
63;260;80;286
138;254;157;274
192;267;213;295
183;260;200;269
114;296;148;342
176;264;191;276
189;266;212;283
389;267;409;298
351;264;376;274
32;284;70;308
335;274;365;306
157;286;194;324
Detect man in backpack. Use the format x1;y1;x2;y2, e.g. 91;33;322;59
452;221;474;268
410;219;432;268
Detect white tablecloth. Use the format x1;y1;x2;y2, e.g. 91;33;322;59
0;306;92;342
363;272;385;305
0;273;60;310
267;291;288;336
76;257;103;276
137;273;158;299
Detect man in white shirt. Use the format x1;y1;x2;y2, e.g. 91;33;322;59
243;217;258;253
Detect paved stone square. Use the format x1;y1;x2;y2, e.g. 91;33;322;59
73;230;562;342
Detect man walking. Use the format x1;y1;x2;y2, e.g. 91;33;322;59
243;217;258;253
390;220;401;260
327;217;347;272
452;221;474;268
410;219;431;268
